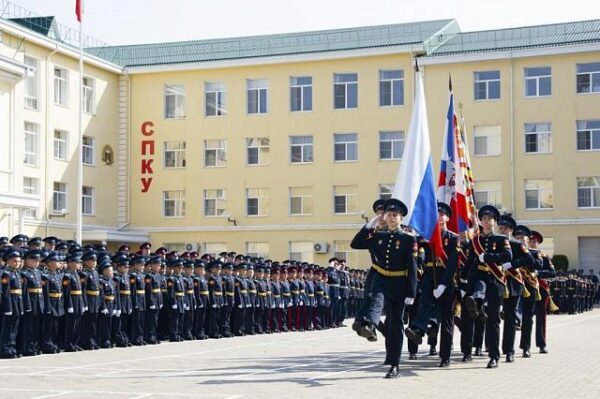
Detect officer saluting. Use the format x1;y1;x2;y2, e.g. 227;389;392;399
351;198;418;379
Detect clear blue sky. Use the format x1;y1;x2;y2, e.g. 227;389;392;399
12;0;600;45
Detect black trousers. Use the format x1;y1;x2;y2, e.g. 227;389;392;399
219;305;232;335
63;314;81;351
231;306;245;335
193;307;206;338
183;309;194;339
0;314;20;356
208;306;221;337
41;314;61;352
438;289;455;361
130;309;145;344
244;307;255;334
520;293;537;351
502;296;519;355
81;312;98;349
97;313;112;347
113;312;130;345
19;312;41;355
535;297;548;349
169;310;183;340
145;309;160;343
383;298;407;366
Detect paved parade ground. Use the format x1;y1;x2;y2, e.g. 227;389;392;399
1;309;598;399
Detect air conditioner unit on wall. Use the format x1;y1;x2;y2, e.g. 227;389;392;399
184;242;200;252
313;241;330;254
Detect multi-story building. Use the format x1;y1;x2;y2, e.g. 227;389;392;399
0;3;598;269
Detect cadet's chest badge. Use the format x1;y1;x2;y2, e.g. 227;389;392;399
444;238;449;246
378;240;383;245
493;242;497;250
395;240;401;249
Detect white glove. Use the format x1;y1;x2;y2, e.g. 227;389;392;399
4;311;12;316
25;309;32;313
101;309;109;315
184;305;190;311
246;304;251;308
129;309;134;314
404;297;415;305
433;284;446;299
502;263;512;271
116;310;122;317
237;304;243;309
299;301;304;306
83;306;88;312
478;253;485;263
112;309;117;316
67;307;74;314
279;304;284;309
366;216;379;229
149;305;156;310
460;290;466;298
211;304;217;308
171;304;177;310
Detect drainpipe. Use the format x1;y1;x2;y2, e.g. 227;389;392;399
118;72;131;231
509;54;516;216
44;44;60;237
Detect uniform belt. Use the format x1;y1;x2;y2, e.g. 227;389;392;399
161;289;168;293
120;290;131;295
213;292;223;296
258;293;267;297
266;291;272;295
105;295;115;301
299;290;305;293
9;289;22;295
240;290;248;294
424;262;435;267
282;293;291;297
308;294;315;297
225;292;234;296
329;284;340;287
86;290;100;296
291;290;299;294
71;290;82;295
186;290;194;294
372;264;407;277
248;290;257;294
136;290;145;295
273;295;281;298
199;290;209;295
27;288;43;294
151;289;161;293
477;265;490;273
49;292;62;298
316;290;324;294
175;292;185;297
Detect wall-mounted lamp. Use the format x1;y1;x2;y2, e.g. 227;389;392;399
102;145;114;165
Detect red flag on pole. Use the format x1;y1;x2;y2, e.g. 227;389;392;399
75;0;83;22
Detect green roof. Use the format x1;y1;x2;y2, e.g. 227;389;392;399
86;19;455;68
427;19;600;56
9;16;57;37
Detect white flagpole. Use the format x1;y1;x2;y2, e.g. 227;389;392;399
76;3;83;243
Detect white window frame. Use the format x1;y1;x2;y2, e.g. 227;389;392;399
246;242;270;258
246;188;269;217
289;241;313;263
524;67;551;97
576;62;600;94
247;79;268;115
379;131;405;160
54;67;69;106
163;190;186;218
474;70;501;101
379;69;404;107
205;82;226;117
290;135;313;164
24;122;39;167
576;120;600;152
164;141;186;169
204;243;228;259
52;182;67;213
23;177;38;195
82;186;95;216
473;181;502;210
204;139;227;167
24;56;39;110
524;123;552;154
82;136;95;166
290;76;313;112
204;189;227;217
164;84;185;119
334;241;358;267
524;179;554;210
473;125;501;157
53;129;68;161
333;133;358;162
82;76;95;114
289;186;313;216
246;137;270;166
379;183;394;200
334;73;358;109
577;177;600;209
333;185;358;215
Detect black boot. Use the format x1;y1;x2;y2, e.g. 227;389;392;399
487;359;498;368
384;366;400;379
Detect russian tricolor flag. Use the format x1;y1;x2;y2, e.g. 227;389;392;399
393;67;443;257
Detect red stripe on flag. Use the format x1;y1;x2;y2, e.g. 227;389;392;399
76;0;82;22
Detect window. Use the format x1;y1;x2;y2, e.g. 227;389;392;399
379;131;405;160
52;182;67;213
82;186;94;216
164;141;186;168
474;71;500;100
289;241;313;263
24;56;39;110
24;122;39;166
334;241;358;267
524;67;551;97
334;185;358;214
290;76;312;112
204;243;227;259
576;120;600;151
379;184;394;200
524;123;552;154
473;125;501;156
290;135;313;163
82;136;95;165
54;130;68;160
163;190;186;217
290;186;313;215
379;70;404;106
247;79;268;114
205;82;226;116
525;179;553;209
204;189;227;217
577;177;600;208
576;62;600;93
334;133;358;162
334;73;358;109
474;181;502;209
246;188;269;216
246;137;270;165
54;67;68;106
23;177;39;195
82;76;95;113
162;243;186;253
204;139;227;167
164;84;185;119
246;242;270;258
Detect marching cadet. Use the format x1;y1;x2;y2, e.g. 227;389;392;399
338;260;350;327
263;266;274;334
279;267;291;332
182;260;196;340
192;260;209;340
351;198;418;379
41;252;64;354
529;230;555;354
220;262;235;338
129;256;147;345
63;253;85;352
112;254;132;347
158;258;171;341
497;219;536;363
231;263;247;336
0;250;24;358
405;202;459;368
463;205;512;369
254;264;267;334
314;269;326;330
270;267;282;333
144;256;163;344
296;265;307;332
167;258;186;342
304;266;315;331
20;249;45;356
80;251;101;350
98;258;116;348
245;264;257;335
326;259;340;328
287;266;299;331
207;260;224;339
